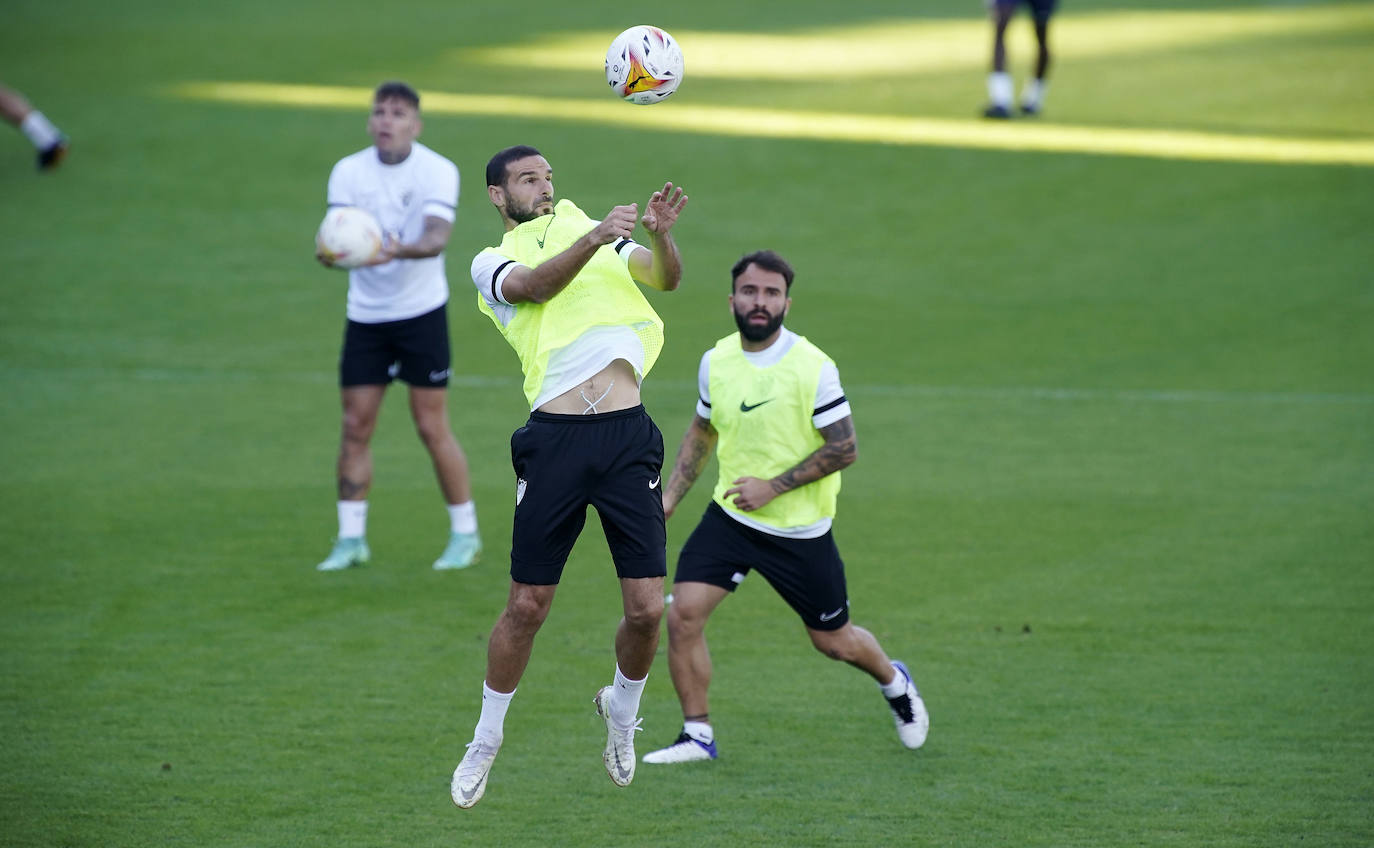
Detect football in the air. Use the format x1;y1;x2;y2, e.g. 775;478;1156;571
605;25;683;105
316;206;383;269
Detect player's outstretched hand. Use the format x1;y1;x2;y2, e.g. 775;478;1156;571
641;182;687;235
591;204;638;245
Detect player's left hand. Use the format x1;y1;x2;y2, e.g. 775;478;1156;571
640;182;687;235
724;476;778;512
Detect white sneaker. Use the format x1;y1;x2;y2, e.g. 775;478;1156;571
887;660;929;749
450;736;500;808
594;686;641;786
642;731;718;764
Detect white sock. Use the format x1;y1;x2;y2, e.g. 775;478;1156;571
474;682;515;742
879;663;908;699
987;72;1013;108
448;501;477;534
1021;78;1048;109
337;500;368;538
609;665;646;728
684;720;713;744
20;111;62;150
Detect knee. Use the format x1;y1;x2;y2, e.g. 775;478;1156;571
414;417;448;448
809;629;850;662
665;601;704;642
505;591;552;633
341;410;375;444
626;593;664;633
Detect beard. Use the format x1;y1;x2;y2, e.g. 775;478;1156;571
734;307;784;342
505;195;551;225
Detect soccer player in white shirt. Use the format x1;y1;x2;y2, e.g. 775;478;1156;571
313;81;481;573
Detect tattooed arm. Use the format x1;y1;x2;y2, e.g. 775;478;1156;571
723;416;857;513
663;413;718;519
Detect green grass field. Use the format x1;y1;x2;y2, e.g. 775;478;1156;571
2;1;1372;845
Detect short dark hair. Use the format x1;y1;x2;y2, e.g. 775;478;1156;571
486;145;543;187
373;81;420;109
731;250;794;292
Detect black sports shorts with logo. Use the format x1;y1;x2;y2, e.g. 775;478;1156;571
675;501;850;631
339;303;451;388
508;404;666;585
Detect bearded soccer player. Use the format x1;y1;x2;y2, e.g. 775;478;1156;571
450;145;687;808
642;250;929;765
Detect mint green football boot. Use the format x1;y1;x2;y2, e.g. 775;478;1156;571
433;531;482;570
316;537;370;572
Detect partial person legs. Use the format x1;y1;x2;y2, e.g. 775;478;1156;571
595;576;665;784
983;3;1053;118
1020;16;1053;115
808;623;929;750
984;4;1016;118
317;385;385;571
0;83;68;170
643;581;728;764
644;586;929;762
409;387;482;569
455;578;664;806
452;581;556;808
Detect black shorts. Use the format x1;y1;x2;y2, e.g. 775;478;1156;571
994;0;1057;22
509;405;666;585
675;502;850;631
339;304;451;388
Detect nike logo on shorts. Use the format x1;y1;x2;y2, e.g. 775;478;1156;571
818;605;846;622
648;476;661;490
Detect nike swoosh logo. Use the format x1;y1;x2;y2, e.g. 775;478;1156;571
739;399;773;412
455;779;483;804
453;764;490;805
818;606;846;622
648;476;661;490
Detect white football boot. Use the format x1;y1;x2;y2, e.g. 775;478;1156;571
594;686;641;786
450;736;501;809
886;660;929;749
642;731;718;764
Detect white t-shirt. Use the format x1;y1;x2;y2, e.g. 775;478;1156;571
471;238;648;410
696;327;851;539
327;141;458;323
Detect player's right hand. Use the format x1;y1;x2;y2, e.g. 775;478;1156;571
360;233;398;266
591;204;638;244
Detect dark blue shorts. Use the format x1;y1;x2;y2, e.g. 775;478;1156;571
995;0;1057;22
339;303;451;388
508;405;667;585
675;502;850;632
